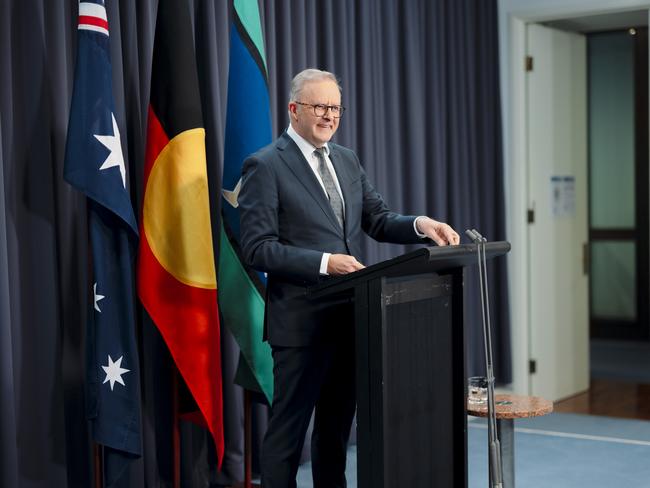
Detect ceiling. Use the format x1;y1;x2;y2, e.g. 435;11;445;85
543;10;648;33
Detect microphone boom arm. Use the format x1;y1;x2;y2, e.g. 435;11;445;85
465;229;503;488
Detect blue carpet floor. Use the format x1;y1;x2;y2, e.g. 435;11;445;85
294;413;650;487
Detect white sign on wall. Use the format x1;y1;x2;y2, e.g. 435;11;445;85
550;175;575;217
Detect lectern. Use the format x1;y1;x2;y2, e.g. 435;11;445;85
309;242;510;488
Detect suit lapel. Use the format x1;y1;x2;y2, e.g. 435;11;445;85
277;133;344;236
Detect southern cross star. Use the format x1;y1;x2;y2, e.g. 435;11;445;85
102;355;130;391
95;112;126;188
93;282;105;312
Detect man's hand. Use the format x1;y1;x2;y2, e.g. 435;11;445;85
327;254;366;275
416;217;460;246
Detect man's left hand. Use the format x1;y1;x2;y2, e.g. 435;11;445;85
416;217;460;246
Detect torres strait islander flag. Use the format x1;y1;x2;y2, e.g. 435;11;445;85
64;1;142;485
137;0;224;464
219;0;274;405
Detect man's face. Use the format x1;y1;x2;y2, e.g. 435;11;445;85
288;79;341;148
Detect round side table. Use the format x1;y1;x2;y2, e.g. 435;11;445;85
467;394;553;488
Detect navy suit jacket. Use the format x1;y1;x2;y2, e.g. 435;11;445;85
239;131;425;346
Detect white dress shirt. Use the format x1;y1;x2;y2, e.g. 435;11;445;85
287;125;345;275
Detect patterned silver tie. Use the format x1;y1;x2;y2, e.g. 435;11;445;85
314;148;344;229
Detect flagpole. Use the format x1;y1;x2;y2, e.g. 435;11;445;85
244;389;255;488
93;443;103;488
172;369;181;488
234;389;260;488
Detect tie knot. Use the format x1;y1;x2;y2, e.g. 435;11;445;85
314;147;326;158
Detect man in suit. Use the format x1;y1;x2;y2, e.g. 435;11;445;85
239;68;459;488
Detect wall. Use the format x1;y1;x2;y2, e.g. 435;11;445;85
498;0;650;395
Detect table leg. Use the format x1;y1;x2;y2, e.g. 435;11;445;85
496;418;515;488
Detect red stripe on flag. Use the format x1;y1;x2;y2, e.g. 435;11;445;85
78;15;109;30
142;107;168;184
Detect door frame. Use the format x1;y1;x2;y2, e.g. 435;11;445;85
500;4;650;396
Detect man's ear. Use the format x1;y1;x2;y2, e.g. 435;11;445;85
288;102;297;119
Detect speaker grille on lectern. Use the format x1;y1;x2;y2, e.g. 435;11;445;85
381;274;455;486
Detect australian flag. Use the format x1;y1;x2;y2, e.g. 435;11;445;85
63;1;142;485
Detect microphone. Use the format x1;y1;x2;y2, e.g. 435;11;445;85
465;229;480;242
472;228;487;243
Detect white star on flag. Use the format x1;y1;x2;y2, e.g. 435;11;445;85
94;112;126;188
102;355;130;391
93;282;105;312
222;177;242;208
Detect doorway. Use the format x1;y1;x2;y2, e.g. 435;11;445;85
585;24;650;415
586;27;649;342
531;10;650;414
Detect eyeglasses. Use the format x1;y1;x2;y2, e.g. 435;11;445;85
294;101;346;118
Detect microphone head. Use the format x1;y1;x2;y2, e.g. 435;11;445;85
471;228;487;242
465;229;479;242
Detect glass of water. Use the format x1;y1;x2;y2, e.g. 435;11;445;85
467;376;488;405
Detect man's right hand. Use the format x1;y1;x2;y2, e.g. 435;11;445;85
327;254;365;275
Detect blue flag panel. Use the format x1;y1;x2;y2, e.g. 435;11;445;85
222;23;273;242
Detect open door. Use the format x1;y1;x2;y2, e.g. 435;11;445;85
526;23;589;402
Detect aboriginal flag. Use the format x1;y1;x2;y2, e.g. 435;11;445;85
137;0;224;465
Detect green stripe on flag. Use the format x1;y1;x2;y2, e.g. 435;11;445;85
218;224;273;403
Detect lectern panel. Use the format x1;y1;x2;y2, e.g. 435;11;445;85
381;274;454;486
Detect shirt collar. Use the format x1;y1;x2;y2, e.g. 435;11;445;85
287;124;330;160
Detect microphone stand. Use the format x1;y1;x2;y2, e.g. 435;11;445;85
466;229;503;488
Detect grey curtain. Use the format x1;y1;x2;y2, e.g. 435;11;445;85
0;118;19;488
262;2;510;384
0;0;509;487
